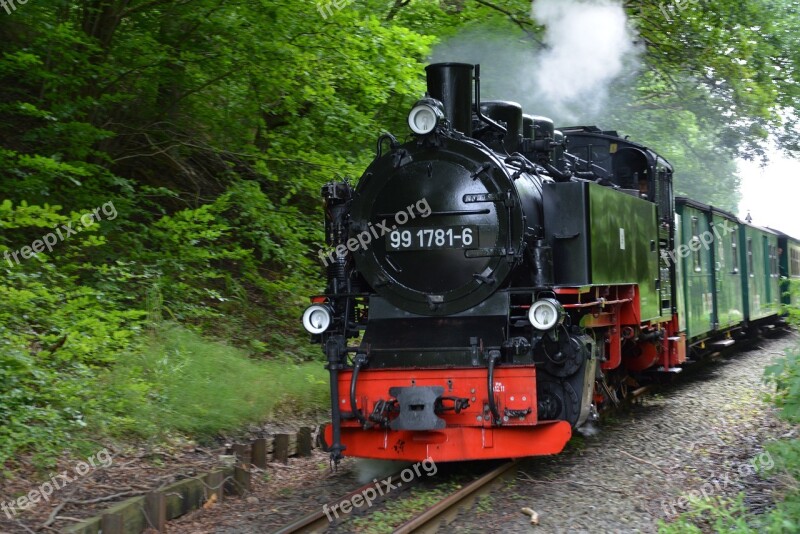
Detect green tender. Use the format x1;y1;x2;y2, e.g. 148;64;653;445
543;181;661;322
588;184;661;321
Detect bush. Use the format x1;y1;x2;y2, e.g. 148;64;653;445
0;197;327;468
100;324;329;440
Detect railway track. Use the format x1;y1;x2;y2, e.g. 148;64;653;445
271;471;403;534
392;460;518;533
272;460;517;534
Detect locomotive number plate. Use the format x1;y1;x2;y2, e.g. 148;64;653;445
387;226;478;251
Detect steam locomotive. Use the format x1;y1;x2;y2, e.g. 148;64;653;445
303;63;798;464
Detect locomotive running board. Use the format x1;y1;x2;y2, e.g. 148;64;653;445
323;421;572;462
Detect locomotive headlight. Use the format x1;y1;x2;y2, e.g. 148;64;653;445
528;298;565;331
302;304;332;334
408;100;444;135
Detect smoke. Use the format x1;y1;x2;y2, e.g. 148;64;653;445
430;0;641;125
531;0;641;121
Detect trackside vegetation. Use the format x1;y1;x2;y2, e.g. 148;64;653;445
658;280;800;532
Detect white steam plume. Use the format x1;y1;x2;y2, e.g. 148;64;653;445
530;0;641;121
429;0;641;125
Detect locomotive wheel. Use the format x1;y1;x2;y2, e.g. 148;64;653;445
541;333;585;378
536;377;580;425
561;381;580;426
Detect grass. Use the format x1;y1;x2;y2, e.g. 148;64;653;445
657;494;757;533
102;323;329;440
349;482;460;533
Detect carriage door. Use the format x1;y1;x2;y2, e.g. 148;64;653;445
763;236;772;303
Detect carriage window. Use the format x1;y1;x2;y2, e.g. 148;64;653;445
768;244;773;277
747;237;754;276
691;217;701;272
731;229;739;273
773;245;781;277
772;245;778;277
769;245;774;277
768;245;774;277
792;249;800;276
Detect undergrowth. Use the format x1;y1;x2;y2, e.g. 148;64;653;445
102;324;329;440
0;184;327;473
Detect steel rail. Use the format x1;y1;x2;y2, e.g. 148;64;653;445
392;460;518;534
272;469;407;534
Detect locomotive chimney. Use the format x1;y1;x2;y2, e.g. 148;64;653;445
425;63;474;136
